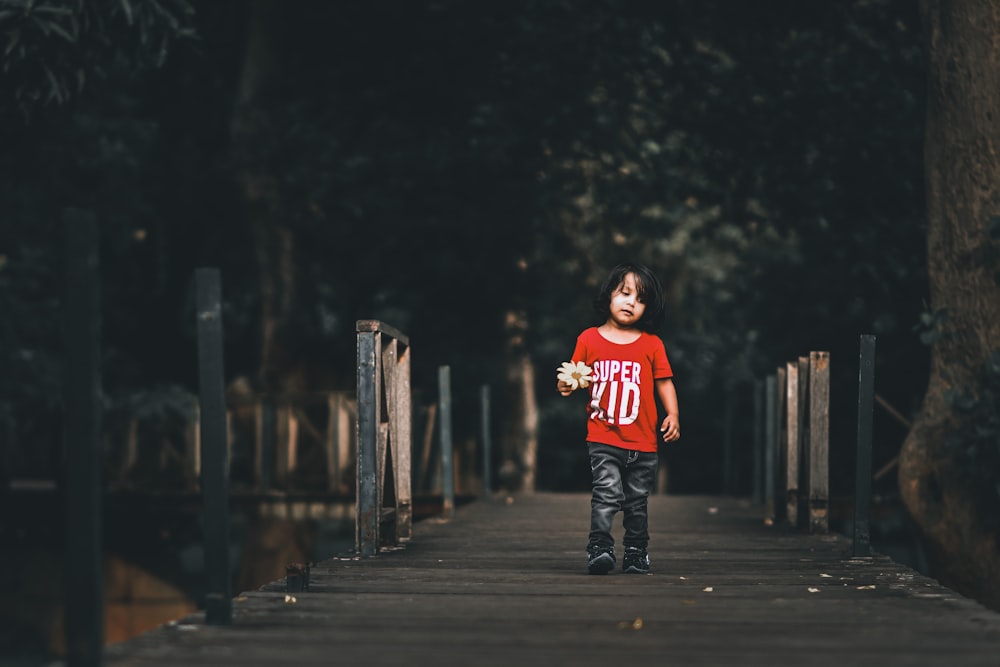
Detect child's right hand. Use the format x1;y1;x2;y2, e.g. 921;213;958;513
557;380;574;397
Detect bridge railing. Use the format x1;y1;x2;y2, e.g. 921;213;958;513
355;320;412;556
757;350;831;534
94;389;357;496
754;338;884;561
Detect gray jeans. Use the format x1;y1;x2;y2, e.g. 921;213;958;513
587;442;658;550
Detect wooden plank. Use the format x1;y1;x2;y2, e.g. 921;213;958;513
784;361;799;527
356;330;379;556
797;355;810;528
752;379;764;504
763;374;776;520
106;493;1000;667
355;319;409;346
187;405;200;482
325;393;338;493
394;343;413;540
809;351;831;534
480;384;493;498
379;338;396;543
438;365;454;520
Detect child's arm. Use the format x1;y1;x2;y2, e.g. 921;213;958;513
656;378;680;442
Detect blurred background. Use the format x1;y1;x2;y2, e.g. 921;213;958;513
1;0;935;659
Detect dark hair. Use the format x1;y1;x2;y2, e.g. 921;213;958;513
592;263;665;332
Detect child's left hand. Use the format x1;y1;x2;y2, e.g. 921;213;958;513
660;415;680;442
556;361;593;393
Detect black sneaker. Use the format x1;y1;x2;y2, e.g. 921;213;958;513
586;544;615;574
622;546;649;574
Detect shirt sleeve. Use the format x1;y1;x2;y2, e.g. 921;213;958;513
571;333;588;364
653;336;673;379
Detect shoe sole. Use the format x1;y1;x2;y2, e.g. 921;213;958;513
623;564;649;574
587;553;615;575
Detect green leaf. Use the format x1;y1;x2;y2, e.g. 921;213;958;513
46;19;75;43
4;29;18;56
30;5;74;17
119;0;133;26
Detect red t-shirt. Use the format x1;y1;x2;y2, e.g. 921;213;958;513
570;327;673;452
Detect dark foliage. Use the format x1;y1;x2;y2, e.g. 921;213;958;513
0;0;929;494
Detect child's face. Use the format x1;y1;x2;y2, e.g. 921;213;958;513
608;272;646;328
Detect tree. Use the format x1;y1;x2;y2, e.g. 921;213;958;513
898;0;1000;610
0;0;195;120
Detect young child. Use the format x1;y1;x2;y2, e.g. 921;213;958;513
557;263;680;574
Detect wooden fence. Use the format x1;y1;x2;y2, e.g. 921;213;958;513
101;390;358;495
760;350;831;534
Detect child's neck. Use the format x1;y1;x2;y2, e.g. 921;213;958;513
598;320;642;344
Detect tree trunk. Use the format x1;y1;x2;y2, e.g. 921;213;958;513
898;0;1000;610
498;310;538;493
229;0;299;394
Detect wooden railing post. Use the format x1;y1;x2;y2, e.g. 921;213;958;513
356;321;412;555
480;384;493;499
752;379;764;504
388;337;413;541
854;336;876;557
63;209;104;666
763;374;776;520
785;360;801;526
438;365;454;520
722;391;735;495
255;398;275;491
356;328;379;556
808;351;830;534
773;365;787;523
797;355;810;527
195;267;232;626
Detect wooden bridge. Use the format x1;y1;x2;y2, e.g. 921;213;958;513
48;245;1000;667
104;492;1000;666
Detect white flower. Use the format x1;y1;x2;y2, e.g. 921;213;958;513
557;360;594;391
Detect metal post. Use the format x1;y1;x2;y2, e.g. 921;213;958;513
356;330;379;556
63;209;104;666
438;366;454;520
195;268;232;625
480;384;492;498
854;337;876;557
